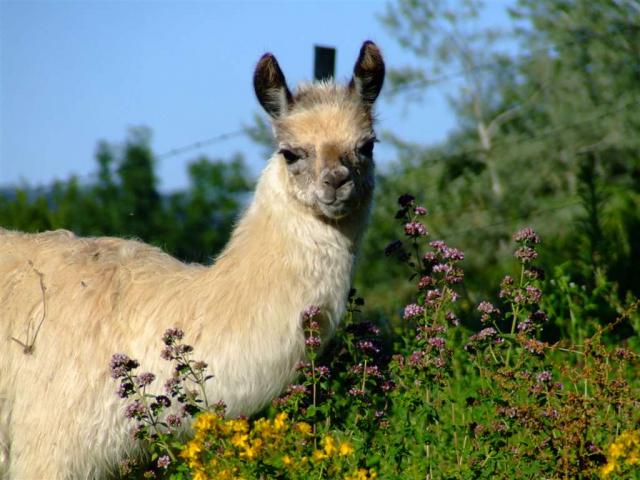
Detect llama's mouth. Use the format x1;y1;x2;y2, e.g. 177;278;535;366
317;200;350;219
315;182;356;219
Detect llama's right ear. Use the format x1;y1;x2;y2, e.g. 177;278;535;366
349;41;385;106
253;53;293;119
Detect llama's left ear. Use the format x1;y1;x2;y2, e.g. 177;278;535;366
349;41;385;106
254;53;294;118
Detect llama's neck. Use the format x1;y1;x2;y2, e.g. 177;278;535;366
211;157;370;333
195;158;371;416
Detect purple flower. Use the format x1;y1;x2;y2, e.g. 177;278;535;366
124;400;146;419
295;360;309;371
157;455;171;469
174;344;193;355
303;305;321;320
155;395;171;408
382;380;396;392
424;289;442;307
414;205;428;216
164;377;181;396
403;303;425;320
422;252;437;263
357;340;380;355
160;346;174;361
469;327;497;342
445;311;460;326
514;246;538;263
348;388;366;396
418;276;434;290
305;336;321;349
162;328;184;346
350;363;382;377
166;414;182;427
477;301;497;315
116;381;134;399
429;240;446;252
517;320;533;333
525;285;542;304
434;356;447;368
428;337;446;349
432;263;452;274
408;351;425;366
445;268;464;285
398;194;415;207
136;372;156;387
524;268;541;279
314;365;330;377
404;221;428;237
513;228;540;244
536;371;552;383
443;247;465;261
109;353;139;379
417;324;446;337
532;310;548;323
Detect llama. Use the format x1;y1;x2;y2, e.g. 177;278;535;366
0;41;384;478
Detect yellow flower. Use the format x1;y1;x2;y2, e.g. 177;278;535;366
193;412;217;433
192;470;208;480
602;429;640;478
296;422;313;436
312;449;327;462
274;412;288;431
344;468;377;480
241;445;258;460
231;433;249;449
180;440;202;461
600;462;616;477
231;418;249;433
339;441;355;456
253;418;271;435
323;435;337;456
282;455;293;467
609;442;624;459
252;438;264;450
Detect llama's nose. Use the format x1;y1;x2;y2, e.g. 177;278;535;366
321;166;350;190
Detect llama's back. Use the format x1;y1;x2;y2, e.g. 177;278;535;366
0;228;195;339
0;229;203;478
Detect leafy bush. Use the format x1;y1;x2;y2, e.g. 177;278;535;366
112;195;639;479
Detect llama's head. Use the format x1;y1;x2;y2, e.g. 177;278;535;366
254;41;385;220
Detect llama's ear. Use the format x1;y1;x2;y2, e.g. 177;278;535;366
349;41;385;106
254;53;294;118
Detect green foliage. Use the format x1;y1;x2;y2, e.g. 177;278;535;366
0;128;252;264
110;195;639;479
356;0;640;319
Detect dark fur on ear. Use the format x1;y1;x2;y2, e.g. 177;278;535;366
253;53;294;118
349;41;385;106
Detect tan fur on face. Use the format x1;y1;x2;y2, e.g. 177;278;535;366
274;83;376;219
276;83;374;145
0;44;383;479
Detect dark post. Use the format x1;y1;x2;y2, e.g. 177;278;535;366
314;45;336;81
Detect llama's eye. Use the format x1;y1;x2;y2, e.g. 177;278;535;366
358;139;375;157
279;149;302;165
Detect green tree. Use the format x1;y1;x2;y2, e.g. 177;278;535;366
0;128;253;265
355;0;640;317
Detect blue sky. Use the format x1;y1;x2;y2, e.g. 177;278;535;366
1;0;513;191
